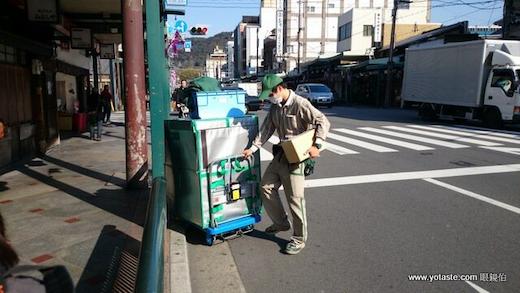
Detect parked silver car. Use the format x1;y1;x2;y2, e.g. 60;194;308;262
295;83;334;107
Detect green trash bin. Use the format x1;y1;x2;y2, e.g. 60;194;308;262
165;115;262;245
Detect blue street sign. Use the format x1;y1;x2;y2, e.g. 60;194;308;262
184;40;192;52
167;23;175;34
174;20;188;33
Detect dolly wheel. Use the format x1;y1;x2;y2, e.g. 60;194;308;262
205;235;215;246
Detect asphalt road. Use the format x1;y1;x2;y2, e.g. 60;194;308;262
187;106;520;293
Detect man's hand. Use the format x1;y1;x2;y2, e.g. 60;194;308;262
243;149;253;158
307;146;320;159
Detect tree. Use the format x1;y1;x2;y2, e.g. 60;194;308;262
178;68;201;81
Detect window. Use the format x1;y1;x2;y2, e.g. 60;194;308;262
491;69;515;97
338;22;352;41
307;6;315;12
309;85;331;93
398;2;410;9
328;3;335;8
0;44;17;64
363;25;374;37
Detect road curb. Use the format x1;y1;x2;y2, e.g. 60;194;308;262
169;227;192;293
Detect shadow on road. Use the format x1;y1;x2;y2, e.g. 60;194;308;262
39;154;126;188
15;164;149;227
76;225;141;293
244;229;289;251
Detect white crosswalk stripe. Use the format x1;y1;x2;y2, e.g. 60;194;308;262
382;126;502;147
360;127;469;149
322;142;360;155
327;132;398;153
255;124;520;160
409;125;520;145
334;128;434;151
452;125;520;138
271;135;358;155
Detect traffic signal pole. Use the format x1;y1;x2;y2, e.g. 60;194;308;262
146;0;169;179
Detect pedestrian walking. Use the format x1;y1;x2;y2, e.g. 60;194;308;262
100;85;114;124
88;88;104;141
243;74;330;255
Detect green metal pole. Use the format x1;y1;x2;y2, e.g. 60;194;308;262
146;0;167;179
135;177;166;293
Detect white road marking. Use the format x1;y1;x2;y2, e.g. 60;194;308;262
327;132;398;153
424;178;520;215
322;142;360;155
479;146;520;155
271;135;359;155
436;125;520;139
383;126;502;147
453;124;520;138
334;128;434;151
360;127;469;149
304;163;520;188
465;281;490;293
409;125;520;145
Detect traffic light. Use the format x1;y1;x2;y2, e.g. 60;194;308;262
190;26;208;35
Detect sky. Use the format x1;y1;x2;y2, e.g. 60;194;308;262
172;0;504;37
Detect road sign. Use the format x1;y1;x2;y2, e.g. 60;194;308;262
184;40;192;53
175;20;188;33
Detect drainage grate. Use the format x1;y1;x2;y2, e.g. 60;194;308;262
101;248;139;293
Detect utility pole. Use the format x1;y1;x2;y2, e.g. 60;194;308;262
256;26;260;76
383;0;410;107
383;0;399;108
297;0;302;74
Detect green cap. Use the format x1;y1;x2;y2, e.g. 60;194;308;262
258;74;284;100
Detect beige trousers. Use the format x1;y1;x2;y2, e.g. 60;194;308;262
261;153;307;243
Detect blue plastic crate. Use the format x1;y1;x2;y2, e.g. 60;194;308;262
188;90;247;119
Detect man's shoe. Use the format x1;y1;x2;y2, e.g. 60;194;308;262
284;240;305;255
265;223;290;234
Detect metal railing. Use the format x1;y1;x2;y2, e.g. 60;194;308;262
135;177;167;293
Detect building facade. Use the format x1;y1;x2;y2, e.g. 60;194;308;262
337;7;439;56
225;41;235;80
232;1;276;78
468;25;502;37
233;17;259;78
282;0;432;74
205;46;228;80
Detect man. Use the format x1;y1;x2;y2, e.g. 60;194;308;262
173;79;188;110
88;88;104;141
243;74;330;255
100;85;114;124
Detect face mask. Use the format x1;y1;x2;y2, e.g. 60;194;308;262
269;95;283;105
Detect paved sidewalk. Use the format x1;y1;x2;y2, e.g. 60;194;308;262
0;118;148;292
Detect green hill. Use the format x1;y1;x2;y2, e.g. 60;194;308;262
174;32;233;69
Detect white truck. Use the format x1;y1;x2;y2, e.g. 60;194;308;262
237;82;260;98
401;40;520;127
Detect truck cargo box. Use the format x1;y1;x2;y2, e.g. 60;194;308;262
402;40;520;107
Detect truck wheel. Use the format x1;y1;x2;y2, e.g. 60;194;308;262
419;104;437;121
483;108;503;129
